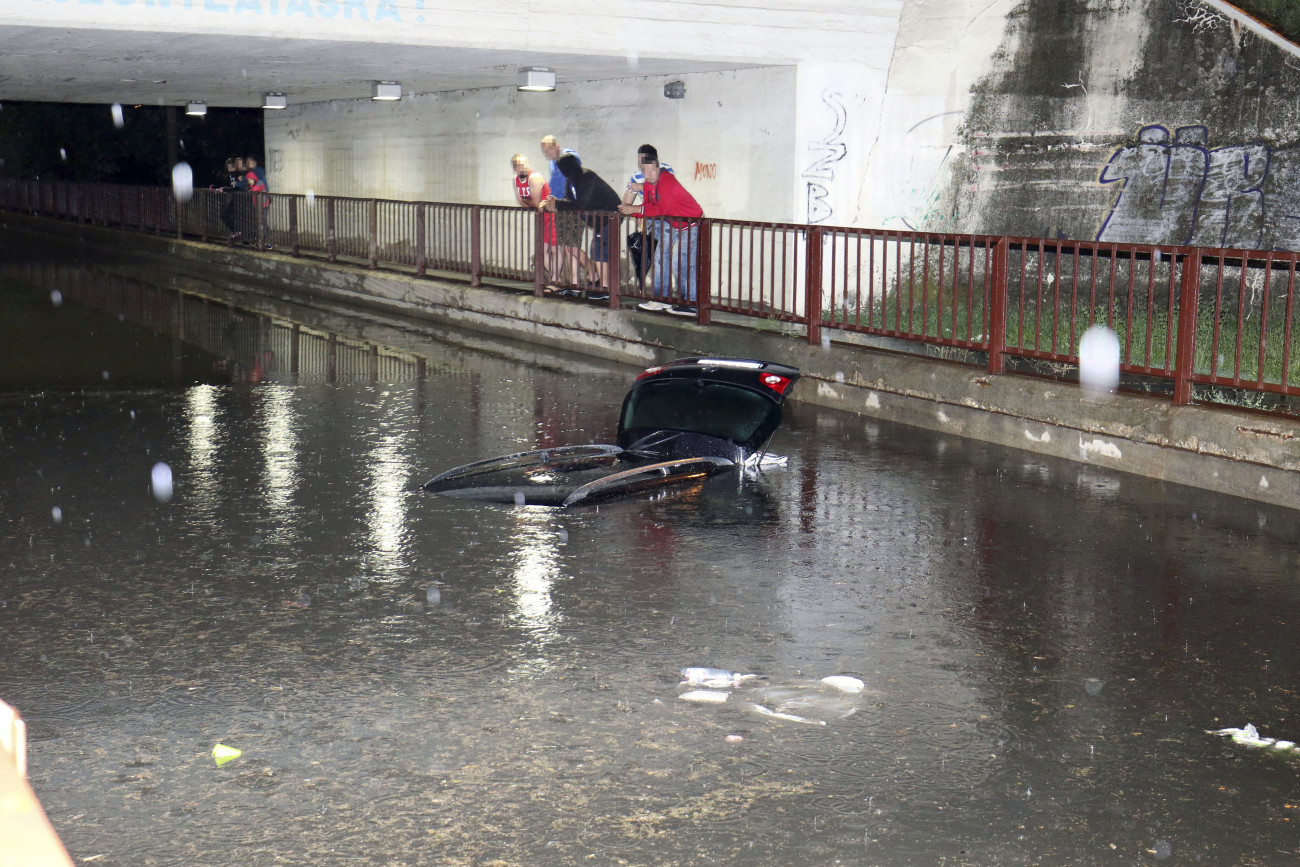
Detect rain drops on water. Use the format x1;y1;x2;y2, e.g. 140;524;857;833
151;462;174;503
111;103;124;129
171;162;194;203
1078;324;1120;396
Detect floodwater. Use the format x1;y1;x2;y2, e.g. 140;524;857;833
3;241;1300;866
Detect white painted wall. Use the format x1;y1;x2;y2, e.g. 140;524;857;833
266;67;800;221
9;0;901;67
860;0;1021;232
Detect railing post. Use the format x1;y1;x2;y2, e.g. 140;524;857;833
326;198;337;263
608;212;622;310
470;205;482;287
988;236;1009;374
694;218;711;324
289;196;300;256
533;207;546;297
1173;248;1202;405
805;224;824;344
415;203;427;278
368;198;379;268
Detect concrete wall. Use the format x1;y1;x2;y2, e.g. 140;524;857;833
912;0;1300;248
265;66;800;219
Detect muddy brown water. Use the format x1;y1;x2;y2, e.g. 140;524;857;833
2;244;1300;865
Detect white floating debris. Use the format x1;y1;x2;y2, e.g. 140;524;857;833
821;675;865;693
751;703;825;725
150;462;174;503
681;667;759;688
679;689;730;704
743;452;787;471
1207;723;1298;752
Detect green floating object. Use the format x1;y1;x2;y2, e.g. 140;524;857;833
212;743;242;766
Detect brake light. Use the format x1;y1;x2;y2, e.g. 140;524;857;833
636;365;666;381
761;374;791;394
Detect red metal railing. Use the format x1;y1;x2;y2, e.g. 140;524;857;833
3;178;1299;414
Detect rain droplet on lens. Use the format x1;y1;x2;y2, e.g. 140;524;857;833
1153;840;1172;860
171;161;194;203
426;586;441;606
102;370;110;380
111;103;124;129
558;528;569;543
514;491;526;507
151;462;174;503
51;506;63;524
305;189;315;206
59;148;67;161
1084;677;1104;696
1078;325;1120;396
50;289;62;307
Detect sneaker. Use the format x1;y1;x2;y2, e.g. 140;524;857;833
668;305;698;317
587;291;610;301
555;288;582;298
637;301;671;312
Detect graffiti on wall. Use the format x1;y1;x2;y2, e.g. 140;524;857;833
693;162;716;180
1096;124;1300;251
802;88;848;224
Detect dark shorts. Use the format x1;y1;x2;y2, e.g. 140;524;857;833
555;211;583;248
589;224;611;263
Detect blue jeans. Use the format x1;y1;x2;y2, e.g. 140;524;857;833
649;220;699;305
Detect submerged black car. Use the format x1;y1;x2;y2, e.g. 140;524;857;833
423;357;800;507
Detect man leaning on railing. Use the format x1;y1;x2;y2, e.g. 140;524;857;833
618;144;702;318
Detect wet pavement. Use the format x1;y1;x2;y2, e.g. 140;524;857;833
3;240;1300;865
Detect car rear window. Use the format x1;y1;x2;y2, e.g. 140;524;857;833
621;380;774;443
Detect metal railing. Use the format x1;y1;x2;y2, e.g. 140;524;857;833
2;178;1298;415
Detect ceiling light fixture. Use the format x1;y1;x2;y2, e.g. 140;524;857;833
262;92;288;110
371;81;402;101
517;67;556;93
185;101;207;116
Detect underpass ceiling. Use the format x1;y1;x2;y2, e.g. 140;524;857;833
0;26;763;108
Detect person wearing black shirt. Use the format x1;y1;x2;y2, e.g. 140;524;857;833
545;154;621;299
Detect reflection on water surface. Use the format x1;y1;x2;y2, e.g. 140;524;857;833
3;242;1300;865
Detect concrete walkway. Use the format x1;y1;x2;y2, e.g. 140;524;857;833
12;214;1300;510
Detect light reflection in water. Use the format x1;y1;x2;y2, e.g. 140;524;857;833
185;385;220;515
258;385;300;524
364;398;416;578
508;509;563;640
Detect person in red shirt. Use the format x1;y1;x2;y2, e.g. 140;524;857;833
512;154;559;287
619;145;703;315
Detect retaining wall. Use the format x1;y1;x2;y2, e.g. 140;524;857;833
10;214;1299;511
